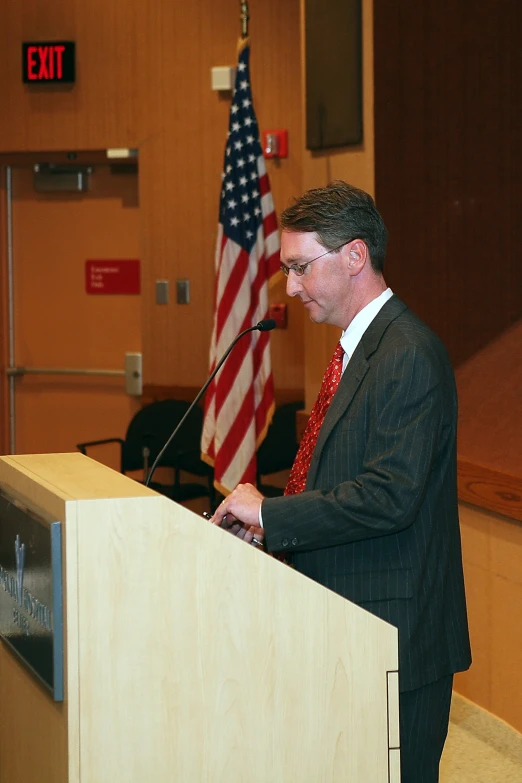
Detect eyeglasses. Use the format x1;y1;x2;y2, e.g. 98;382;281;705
279;244;346;277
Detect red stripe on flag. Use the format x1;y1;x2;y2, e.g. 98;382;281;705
263;211;278;238
259;172;270;197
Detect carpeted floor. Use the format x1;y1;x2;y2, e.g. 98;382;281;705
441;693;522;782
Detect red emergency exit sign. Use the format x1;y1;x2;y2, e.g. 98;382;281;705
85;260;141;295
22;41;75;84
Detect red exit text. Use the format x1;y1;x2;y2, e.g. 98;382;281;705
22;41;75;84
27;45;65;80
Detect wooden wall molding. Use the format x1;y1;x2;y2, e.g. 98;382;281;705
143;384;304;408
457;460;522;524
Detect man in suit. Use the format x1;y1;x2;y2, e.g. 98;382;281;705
210;181;471;783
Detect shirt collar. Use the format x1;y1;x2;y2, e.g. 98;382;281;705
340;288;393;364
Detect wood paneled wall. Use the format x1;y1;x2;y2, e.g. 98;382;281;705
373;0;522;367
0;0;304;390
2;0;520;396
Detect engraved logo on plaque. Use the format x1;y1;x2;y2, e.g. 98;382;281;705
15;534;25;605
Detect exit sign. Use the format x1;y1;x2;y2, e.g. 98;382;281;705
22;41;75;84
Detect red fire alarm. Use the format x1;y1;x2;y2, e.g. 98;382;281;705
262;129;288;159
268;303;287;328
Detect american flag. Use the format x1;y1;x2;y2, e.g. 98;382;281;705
201;40;280;495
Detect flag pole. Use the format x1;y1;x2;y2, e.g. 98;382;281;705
240;1;249;39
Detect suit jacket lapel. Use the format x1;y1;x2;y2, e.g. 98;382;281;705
306;295;408;488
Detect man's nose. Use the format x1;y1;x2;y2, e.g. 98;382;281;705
286;272;302;297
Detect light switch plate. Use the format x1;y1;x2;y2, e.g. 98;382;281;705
156;280;169;305
176;279;190;304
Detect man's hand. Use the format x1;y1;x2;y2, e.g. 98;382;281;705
209;482;265;547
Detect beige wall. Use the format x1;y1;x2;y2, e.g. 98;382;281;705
454;502;522;733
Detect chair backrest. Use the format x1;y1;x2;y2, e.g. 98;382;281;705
121;399;203;473
256;401;305;477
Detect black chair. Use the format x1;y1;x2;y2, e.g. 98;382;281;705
256;401;305;497
77;399;216;508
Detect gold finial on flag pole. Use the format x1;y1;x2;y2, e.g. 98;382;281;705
240;1;249;39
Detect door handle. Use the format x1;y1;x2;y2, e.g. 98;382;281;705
6;352;142;396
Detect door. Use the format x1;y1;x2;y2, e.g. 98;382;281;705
2;158;141;472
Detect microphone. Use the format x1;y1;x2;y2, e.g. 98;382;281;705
256;318;276;332
145;319;276;488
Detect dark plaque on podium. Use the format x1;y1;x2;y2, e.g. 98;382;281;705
0;490;63;701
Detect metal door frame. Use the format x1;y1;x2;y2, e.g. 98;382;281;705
6;166;15;454
3;162;142;454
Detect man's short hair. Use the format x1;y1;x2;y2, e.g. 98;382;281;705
280;180;388;273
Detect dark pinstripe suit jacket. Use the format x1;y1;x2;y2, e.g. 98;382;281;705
263;295;471;692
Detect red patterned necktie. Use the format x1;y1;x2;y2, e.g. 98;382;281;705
285;341;344;495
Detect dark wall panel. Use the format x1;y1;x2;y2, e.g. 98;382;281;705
374;0;522;367
305;0;362;150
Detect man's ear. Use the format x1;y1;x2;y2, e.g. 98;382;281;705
345;240;368;273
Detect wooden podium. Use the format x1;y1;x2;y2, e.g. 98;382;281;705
0;453;400;782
